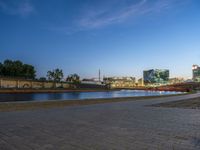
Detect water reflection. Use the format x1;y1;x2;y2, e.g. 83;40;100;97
0;90;182;102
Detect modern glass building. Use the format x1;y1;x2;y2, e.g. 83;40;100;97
192;65;200;82
143;69;169;85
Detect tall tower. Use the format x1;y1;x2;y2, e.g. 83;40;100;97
99;69;101;82
192;65;200;81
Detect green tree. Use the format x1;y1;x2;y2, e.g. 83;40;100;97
66;74;80;84
47;68;63;82
39;77;47;81
3;59;13;76
23;64;36;79
13;60;23;77
0;63;3;76
0;59;36;79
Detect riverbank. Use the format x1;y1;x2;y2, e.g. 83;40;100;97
0;93;187;112
0;86;189;94
0;88;114;94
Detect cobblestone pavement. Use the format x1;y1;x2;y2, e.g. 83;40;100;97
1;93;200;150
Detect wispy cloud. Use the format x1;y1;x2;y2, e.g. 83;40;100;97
78;0;185;29
79;0;147;29
0;0;35;17
48;0;189;34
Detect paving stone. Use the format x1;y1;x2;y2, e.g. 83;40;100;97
0;93;200;149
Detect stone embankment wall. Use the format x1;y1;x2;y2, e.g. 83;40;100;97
0;78;70;89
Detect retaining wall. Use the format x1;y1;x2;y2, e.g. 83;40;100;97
0;78;70;89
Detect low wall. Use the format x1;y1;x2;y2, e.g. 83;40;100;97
75;83;108;89
0;78;70;89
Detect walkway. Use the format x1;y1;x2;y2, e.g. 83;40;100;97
0;93;200;150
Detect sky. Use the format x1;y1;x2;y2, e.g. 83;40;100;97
0;0;200;79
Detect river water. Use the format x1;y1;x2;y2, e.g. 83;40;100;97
0;90;183;102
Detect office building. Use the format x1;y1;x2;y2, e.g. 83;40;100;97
192;65;200;82
143;69;169;85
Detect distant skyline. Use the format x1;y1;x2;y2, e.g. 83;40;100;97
0;0;200;79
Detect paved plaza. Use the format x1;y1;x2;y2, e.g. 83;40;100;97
0;93;200;150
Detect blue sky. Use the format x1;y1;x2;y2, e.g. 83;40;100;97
0;0;200;79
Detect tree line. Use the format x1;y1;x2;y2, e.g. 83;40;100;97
0;59;80;83
0;59;36;79
46;68;80;83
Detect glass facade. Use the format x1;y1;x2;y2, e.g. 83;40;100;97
192;65;200;82
143;69;169;84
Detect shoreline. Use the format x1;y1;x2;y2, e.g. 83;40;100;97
0;87;188;94
0;88;116;94
0;93;187;112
